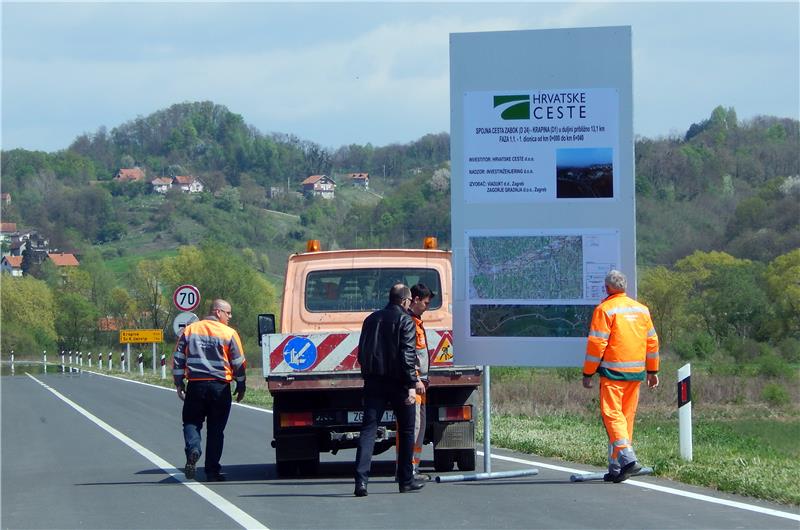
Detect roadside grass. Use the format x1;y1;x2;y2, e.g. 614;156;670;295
484;358;800;506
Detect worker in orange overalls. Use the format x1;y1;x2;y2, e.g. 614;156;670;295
407;283;435;480
583;270;659;483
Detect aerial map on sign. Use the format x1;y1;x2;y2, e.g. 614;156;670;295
466;230;620;338
469;235;582;299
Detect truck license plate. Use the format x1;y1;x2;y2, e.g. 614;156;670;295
347;410;396;424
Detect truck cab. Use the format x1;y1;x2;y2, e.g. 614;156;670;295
259;240;480;476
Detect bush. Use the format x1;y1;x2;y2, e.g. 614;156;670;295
724;337;761;362
761;382;790;406
673;332;716;360
777;337;800;363
757;352;791;378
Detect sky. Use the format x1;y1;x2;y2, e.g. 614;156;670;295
1;2;798;153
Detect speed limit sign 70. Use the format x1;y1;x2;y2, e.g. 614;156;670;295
173;284;201;312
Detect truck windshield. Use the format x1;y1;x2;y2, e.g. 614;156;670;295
305;268;442;313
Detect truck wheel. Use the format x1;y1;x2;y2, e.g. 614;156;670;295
456;449;476;471
433;448;455;472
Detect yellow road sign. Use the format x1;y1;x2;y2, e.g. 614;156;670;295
119;329;163;344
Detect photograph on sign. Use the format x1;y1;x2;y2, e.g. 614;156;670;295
463;88;619;203
465;229;619;338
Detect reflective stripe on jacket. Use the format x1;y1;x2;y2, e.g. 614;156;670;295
583;293;659;381
173;317;246;386
410;313;430;380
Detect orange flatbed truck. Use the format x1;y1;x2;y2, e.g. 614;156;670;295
258;239;481;476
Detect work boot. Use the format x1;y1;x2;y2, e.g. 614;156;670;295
613;460;642;483
354;482;368;497
603;472;618;482
399;479;425;493
184;450;200;480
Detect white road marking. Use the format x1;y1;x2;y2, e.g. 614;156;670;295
82;369;273;413
478;451;800;522
74;371;800;522
26;373;269;530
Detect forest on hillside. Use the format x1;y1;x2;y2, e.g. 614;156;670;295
1;102;798;372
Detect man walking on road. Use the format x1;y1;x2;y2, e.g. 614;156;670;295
583;270;659;483
174;299;247;482
354;284;423;496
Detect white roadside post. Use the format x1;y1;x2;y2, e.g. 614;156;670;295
79;351;83;368
43;350;47;373
138;353;144;376
88;352;92;369
160;354;167;380
678;363;693;461
61;350;65;372
108;352;113;371
120;351;125;372
10;350;13;375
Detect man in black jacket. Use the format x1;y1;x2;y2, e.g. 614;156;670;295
353;283;423;496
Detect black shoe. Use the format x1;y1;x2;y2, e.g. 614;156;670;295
603;472;618;482
354;483;368;497
206;472;226;482
184;450;200;480
613;461;642;483
399;480;425;493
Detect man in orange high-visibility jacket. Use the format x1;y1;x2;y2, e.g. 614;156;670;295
583;270;659;483
174;299;246;482
408;283;435;480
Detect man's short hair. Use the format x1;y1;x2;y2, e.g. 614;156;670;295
389;283;411;304
605;270;627;292
410;283;436;300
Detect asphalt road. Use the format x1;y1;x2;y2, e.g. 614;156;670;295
2;369;799;529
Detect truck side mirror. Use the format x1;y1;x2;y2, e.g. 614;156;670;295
257;314;276;346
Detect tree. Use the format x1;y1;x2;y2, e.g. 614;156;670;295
54;292;99;351
765;249;800;338
0;275;57;355
638;266;691;347
161;241;278;346
128;260;170;331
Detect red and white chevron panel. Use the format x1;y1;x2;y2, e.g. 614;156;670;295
266;329;454;374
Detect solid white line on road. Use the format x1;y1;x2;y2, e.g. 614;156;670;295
83;370;274;413
478;451;800;522
26;373;269;530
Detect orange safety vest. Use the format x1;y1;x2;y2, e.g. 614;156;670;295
583;293;659;381
410;313;429;381
173;318;247;385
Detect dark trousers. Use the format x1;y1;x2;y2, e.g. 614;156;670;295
182;380;232;475
354;378;415;487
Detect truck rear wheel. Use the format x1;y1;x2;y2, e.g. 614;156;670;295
456;448;476;471
433;448;455;472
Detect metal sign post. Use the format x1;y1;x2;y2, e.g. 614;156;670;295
437;366;539;483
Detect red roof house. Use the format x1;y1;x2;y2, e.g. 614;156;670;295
47;253;80;267
114;167;146;182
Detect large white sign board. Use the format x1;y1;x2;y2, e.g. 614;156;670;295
451;27;635;366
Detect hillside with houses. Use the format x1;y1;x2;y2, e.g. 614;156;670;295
0;102;797;371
